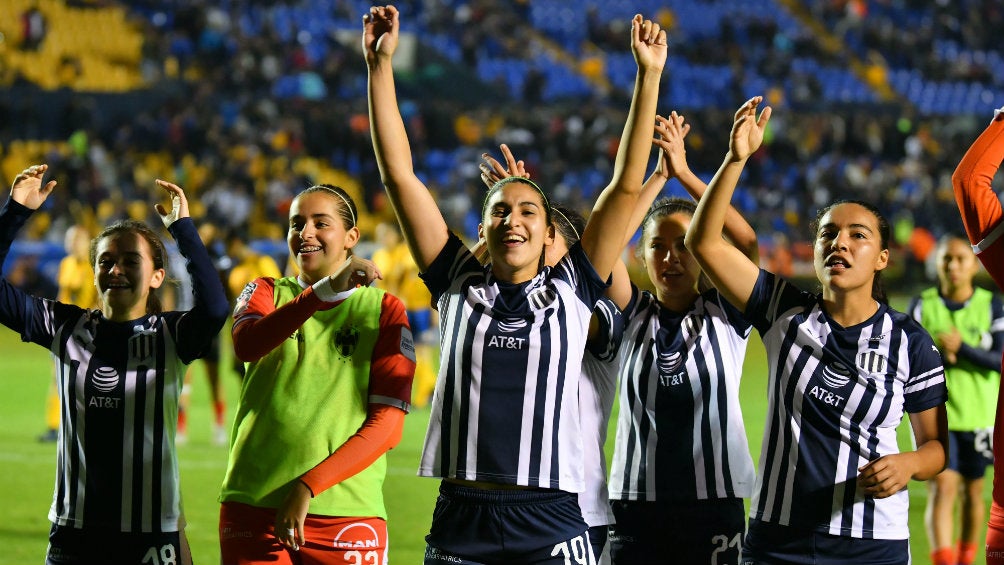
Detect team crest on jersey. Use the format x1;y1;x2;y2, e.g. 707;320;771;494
130;330;157;362
527;287;557;309
234;282;257;317
683;315;703;336
333;326;359;358
856;351;889;374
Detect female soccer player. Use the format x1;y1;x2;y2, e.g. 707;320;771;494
365;4;665;563
908;234;1004;565
0;164;229;565
687;97;948;564
479;147;619;560
218;183;415;565
951;107;1004;565
604;110;758;565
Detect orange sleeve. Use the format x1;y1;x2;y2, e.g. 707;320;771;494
958;114;1004;515
953;115;1004;242
299;404;406;497
368;292;417;408
231;277;324;362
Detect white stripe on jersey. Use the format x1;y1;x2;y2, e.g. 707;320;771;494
464;305;491;480
906;366;949;394
72;347;88;527
579;351;617;527
975;216;1004;254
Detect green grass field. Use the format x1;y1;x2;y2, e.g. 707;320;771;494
0;321;990;565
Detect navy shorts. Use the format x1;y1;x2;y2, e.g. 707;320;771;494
609;498;745;565
946;429;994;479
425;481;594;565
741;519;908;565
586;525;608;563
46;523;183;565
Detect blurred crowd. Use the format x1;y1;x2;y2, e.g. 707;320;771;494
2;0;1003;292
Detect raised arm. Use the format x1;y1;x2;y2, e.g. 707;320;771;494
952;112;1004;289
603;114;680;308
365;5;449;271
686;97;771;312
156;180;230;363
0;165;58;333
579;15;666;281
658;115;760;264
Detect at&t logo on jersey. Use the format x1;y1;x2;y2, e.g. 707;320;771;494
808;361;852;408
657;350;687;386
89;366;122;409
489;318;528;350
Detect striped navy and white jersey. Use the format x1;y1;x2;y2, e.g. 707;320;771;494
0;201;228;533
609;286;755;502
418;233;607;492
578;297;622;527
746;270;947;540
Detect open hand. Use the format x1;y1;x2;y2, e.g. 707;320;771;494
11;164;56;210
728;96;771;163
653;111;691;180
154;179;190;227
480;144;527;188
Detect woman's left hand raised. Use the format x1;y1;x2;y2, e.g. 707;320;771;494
11;164;57;210
154;179;190;227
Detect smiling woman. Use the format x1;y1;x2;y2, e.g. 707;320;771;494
480;176;554;282
220;182;415;565
0;164;229;565
364;4;667;563
90;222;169;320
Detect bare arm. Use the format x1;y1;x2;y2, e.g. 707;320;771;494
857;405;947;497
645;112;758;259
365;5;449;271
907;405;949;481
686;97;771;312
580;15;666;281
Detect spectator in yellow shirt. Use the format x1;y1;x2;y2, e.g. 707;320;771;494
371;221;438;408
40;223;96;442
